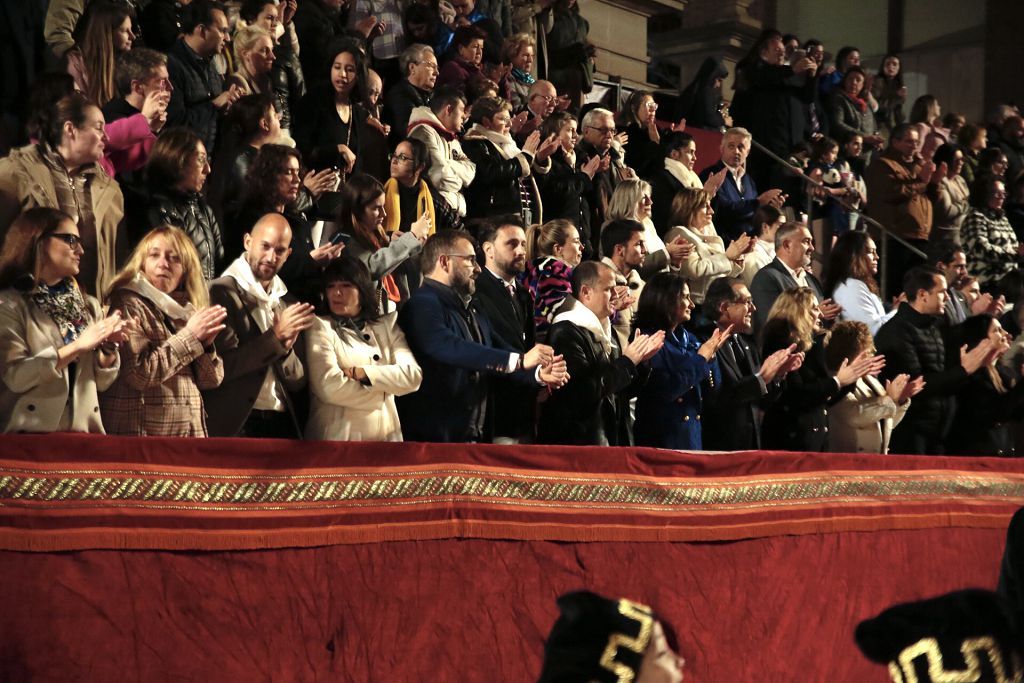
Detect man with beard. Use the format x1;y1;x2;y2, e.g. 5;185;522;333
750;222;841;333
933;244;1005;326
398;230;567;442
701;278;802;450
600;219;646;343
203;213;316;437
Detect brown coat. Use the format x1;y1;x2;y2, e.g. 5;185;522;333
864;148;933;241
100;288;224;436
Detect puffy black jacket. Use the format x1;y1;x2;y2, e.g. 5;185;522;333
166;39;224;151
461;134;541;224
535;151;593;257
145;189;225;280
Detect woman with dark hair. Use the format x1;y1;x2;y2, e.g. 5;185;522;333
305;255;422;441
908;94;944;161
0;92;124;298
760;287;881;451
73;1;135;107
0;207;127;433
740;204;783;284
818;45;862;98
928;142;971;244
828;67;883;160
436;25;487;94
947;314;1024;456
824;231;894;335
978;147;1010;181
676;56;730;130
233;144;345;302
521;218;583;339
962;176;1021;294
141;127;224;280
871;53;906;136
632;271;730;449
958;123;988;186
383;137;452;233
544;0;592;111
337;173;430;312
535;110;600;256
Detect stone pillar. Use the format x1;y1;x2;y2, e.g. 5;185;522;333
579;0;685;89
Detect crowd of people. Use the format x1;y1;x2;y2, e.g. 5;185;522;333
0;1;1023;456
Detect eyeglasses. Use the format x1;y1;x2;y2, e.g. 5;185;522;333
532;94;556;103
414;61;439;73
389;153;415;163
444;253;477;264
730;297;755;307
587;126;617;136
194;153;209;166
48;233;84;249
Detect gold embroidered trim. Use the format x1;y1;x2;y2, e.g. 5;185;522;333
892;636;1023;683
598;599;654;682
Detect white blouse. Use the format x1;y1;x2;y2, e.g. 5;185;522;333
832;278;896;336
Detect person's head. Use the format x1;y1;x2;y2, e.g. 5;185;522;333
402;43;439;91
42;92;107;168
765;287;820;351
835;46;861;72
0;208;82;289
182;0;230;58
243;212;293;286
146;127;210;194
720;127;752;168
526;219;583;265
880;54;901;80
752;204;784;241
959;275;981;305
774;222;814;270
25;72;76;142
957;123;987;152
811;136;840;165
889;123;920;161
840;66;866;98
824;320;874;373
959;313;1010;353
245;143;303;209
978;147;1010;179
430;86;468;133
108;225;208;306
470;96;513;135
782;34;799;61
528;80;558;118
234;25;276;78
338;174;387;245
753;29;784;66
538;591;684;683
932;243;968;289
932;143;964;178
634;271;693;332
421;230;480;295
465;73;499;106
823;231;879;297
970;175;1008;212
1002;116;1024;146
502;33;536;73
572;260;617;321
669;188;713;230
904;266;947;316
704;277;756;334
581;108;616;153
389;138;429;186
804;39;824;65
479;215;527;278
624;90;658;127
453;25;486;67
601;219;646;272
319;255;380;322
608;179;652;223
450;0;476;18
79;1;134;104
115;48;172;108
365;69;384;108
909;95;941;125
239;0;281;37
226;92;281;145
328;39;366;104
403;3;437;45
661;131;696;169
540;110;577;152
942;112;967;138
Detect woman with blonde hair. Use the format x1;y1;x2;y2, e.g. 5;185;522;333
520;218;583;339
606;178;691;278
760;287;882;451
228;25;294;133
500;33;537;109
664;187;750;304
0;207;127;433
101;225;226;436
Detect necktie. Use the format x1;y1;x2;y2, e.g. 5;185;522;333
732;337;752;375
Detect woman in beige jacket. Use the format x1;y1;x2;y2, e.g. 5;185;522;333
0;208;127;433
101;226;226;436
305;256;422;441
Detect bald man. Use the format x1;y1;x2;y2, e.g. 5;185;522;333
202;213;316;437
514;79;557;143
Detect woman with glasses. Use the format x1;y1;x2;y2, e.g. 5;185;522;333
0;207;128;433
823;231;894;336
140;127;224;281
101;225;226;436
962;176;1022;296
383;138;452;234
617;90;664;179
606;178;691;278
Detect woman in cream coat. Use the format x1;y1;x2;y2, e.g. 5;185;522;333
824;321;922;454
663;187;750;304
0;208;128;433
306;256;422;441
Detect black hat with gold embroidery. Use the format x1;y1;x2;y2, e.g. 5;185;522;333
855;589;1024;683
537;590;656;683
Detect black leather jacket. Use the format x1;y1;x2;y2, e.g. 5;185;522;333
146;189;225;280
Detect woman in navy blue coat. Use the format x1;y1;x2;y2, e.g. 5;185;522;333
632;272;732;450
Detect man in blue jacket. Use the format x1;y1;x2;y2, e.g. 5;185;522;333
397;230;567;442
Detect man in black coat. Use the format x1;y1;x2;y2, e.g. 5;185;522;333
874;266;997;454
472;216;548;443
382;44;437;146
537;261;663;446
648;132;690;233
701;278;801;450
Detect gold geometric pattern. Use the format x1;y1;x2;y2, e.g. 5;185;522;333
598;599;655;683
890;636;1024;683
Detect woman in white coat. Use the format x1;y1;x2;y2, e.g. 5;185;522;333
823;231;896;336
0;207;129;433
305;256;422;441
825;321;922;454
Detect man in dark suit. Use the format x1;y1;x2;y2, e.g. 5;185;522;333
750;221;842;333
697;127;784;243
397;230;567;442
203;213;316;438
933;244;1005;327
701;278;802;450
472;215;543;443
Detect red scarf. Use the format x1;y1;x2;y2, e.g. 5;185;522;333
407;118;457;141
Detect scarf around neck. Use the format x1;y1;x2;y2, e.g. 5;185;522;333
553;296;613;355
664;157;702;190
121;272;196;329
29;278;88;345
465;124;523;160
223;255;288;330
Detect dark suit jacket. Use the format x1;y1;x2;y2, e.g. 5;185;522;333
648;167;684;237
699;160;760;243
202;276;308;437
473;270;539;440
397;279;534;442
750;258;826;334
703;332;777;450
